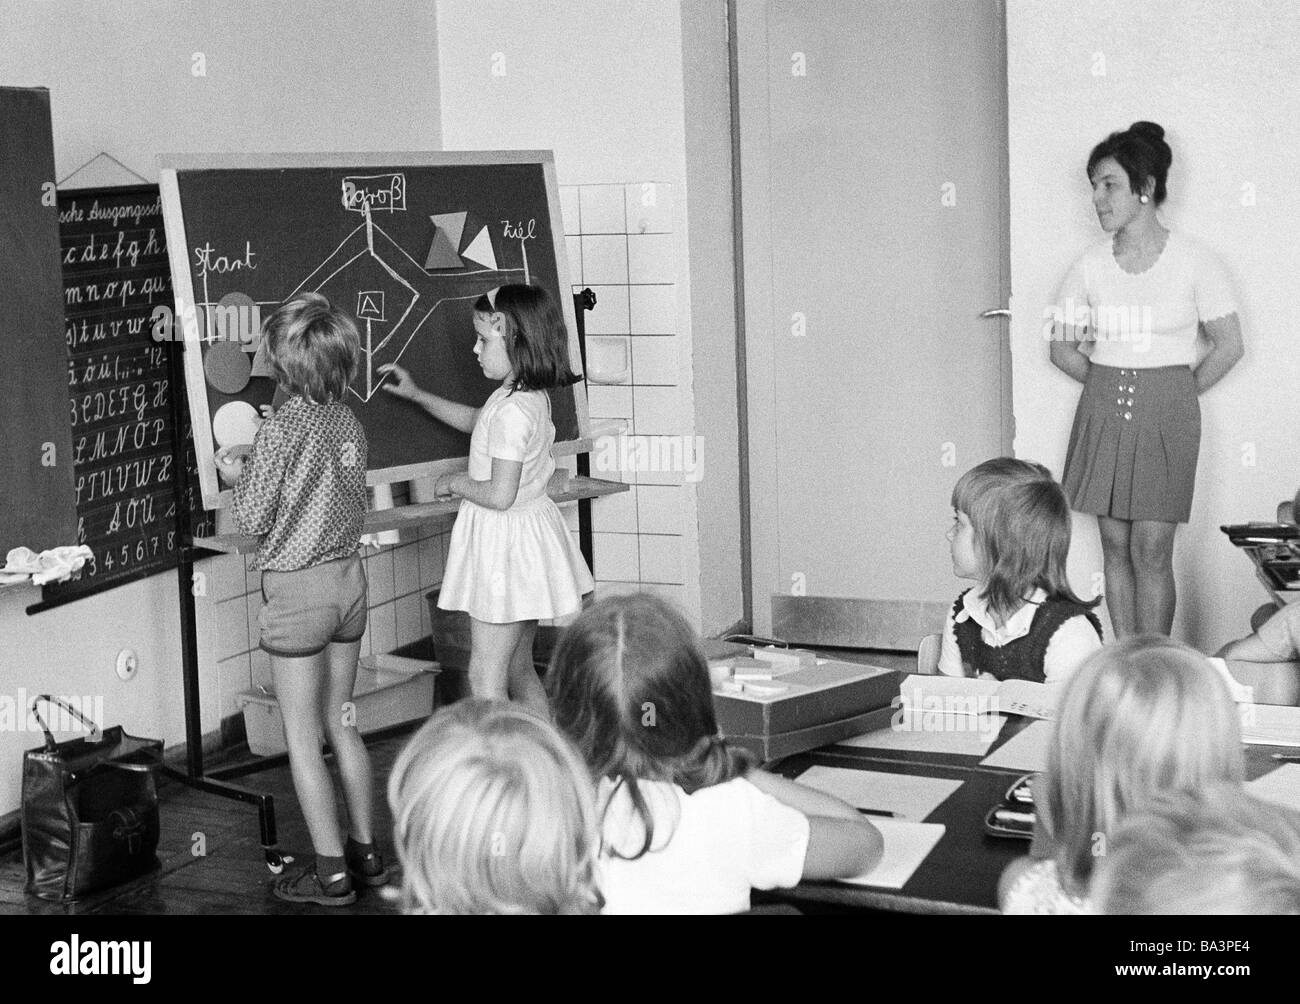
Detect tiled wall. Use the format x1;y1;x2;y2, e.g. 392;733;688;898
559;182;688;612
205;518;455;722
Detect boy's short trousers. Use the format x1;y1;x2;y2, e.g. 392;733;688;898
259;553;368;657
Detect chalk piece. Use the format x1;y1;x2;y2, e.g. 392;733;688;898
212;401;261;448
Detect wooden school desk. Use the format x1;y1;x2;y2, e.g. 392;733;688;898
754;716;1299;915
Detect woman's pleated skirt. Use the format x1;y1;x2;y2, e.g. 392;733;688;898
1061;364;1200;524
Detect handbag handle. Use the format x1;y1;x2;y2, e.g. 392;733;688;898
29;695;102;751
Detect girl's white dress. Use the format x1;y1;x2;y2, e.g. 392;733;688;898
437;386;594;623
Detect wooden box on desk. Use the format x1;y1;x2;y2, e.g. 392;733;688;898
713;661;902;763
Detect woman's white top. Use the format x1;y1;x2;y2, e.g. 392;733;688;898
1052;231;1237;369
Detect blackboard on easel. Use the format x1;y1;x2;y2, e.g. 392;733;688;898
157;151;590;510
32;185;214;612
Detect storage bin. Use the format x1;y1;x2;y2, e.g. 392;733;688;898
237;654;438;756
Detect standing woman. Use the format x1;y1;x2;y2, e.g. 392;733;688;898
1050;122;1243;638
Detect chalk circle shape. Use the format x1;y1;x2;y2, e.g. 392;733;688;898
205;340;252;394
212;401;262;449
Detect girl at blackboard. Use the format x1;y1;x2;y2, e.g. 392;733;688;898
381;284;594;715
939;457;1103;683
216;293;389;906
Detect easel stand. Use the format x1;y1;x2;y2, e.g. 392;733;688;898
162;292;623;872
161;337;286;871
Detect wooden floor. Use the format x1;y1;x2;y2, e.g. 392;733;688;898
1;648;918;915
0;730;415;916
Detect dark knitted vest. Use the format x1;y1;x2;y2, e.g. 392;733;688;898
952;588;1103;683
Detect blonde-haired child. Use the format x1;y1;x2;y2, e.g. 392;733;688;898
216;292;385;906
387;699;602;915
999;636;1246;914
547;594;883;914
1094;784;1300;915
941;457;1102;682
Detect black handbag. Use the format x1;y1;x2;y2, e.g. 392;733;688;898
21;695;163;903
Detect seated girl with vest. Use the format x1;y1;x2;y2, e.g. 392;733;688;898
939;458;1103;683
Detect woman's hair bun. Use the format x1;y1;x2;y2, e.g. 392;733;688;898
1129;121;1165;141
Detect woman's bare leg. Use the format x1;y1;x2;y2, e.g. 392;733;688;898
1130;519;1178;636
1098;516;1136;639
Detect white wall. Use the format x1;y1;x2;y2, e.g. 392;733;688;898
437;0;715;629
0;0;442;816
1007;0;1300;650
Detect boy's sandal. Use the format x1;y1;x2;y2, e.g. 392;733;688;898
272;865;357;906
346;847;391;888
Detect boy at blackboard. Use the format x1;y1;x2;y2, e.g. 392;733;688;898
381;284;594;715
215;292;387;906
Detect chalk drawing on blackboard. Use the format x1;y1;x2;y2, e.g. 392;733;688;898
341;173;406;214
357;291;386;321
267;200;525;402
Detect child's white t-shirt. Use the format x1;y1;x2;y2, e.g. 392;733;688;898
597;775;811;915
468;385;555;503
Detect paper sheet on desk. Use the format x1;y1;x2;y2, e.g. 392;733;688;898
839;715;1007;756
796;766;963;821
980;720;1055;772
1240;704;1300;747
1246;764;1300;812
896;675;1060;720
837;819;946;890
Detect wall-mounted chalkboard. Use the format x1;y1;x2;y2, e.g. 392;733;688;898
157;152;589;510
35;185;214;612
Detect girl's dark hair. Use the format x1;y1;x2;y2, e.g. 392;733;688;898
1087;121;1172;205
546;594;755;860
474;284;581;392
951;457;1098;623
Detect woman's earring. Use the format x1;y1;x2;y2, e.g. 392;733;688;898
1140;194;1150;204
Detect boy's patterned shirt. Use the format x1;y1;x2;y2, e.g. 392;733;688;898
233;396;368;571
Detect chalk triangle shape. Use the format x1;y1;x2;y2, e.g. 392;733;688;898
461;226;497;270
424;227;463;270
430;211;467;251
